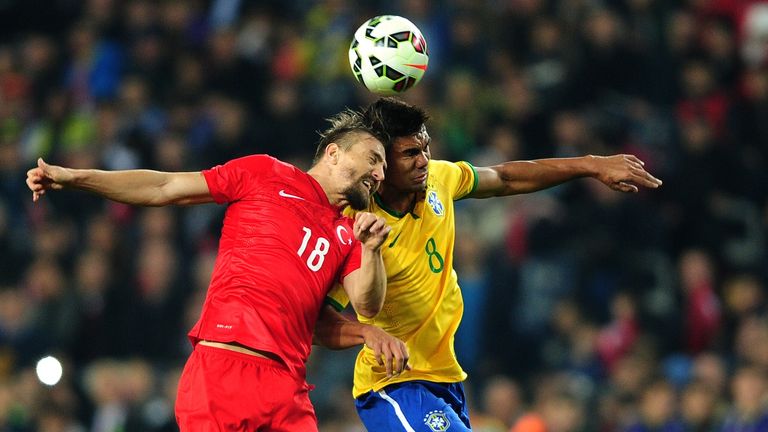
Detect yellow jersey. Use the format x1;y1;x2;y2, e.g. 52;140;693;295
327;159;478;398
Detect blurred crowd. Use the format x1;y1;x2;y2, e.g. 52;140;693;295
0;0;767;431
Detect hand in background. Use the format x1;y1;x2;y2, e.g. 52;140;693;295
590;154;662;193
26;158;73;202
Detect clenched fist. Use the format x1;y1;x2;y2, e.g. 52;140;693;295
353;212;391;251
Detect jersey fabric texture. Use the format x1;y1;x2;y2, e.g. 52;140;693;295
327;159;478;397
176;344;318;431
189;154;361;378
355;380;471;432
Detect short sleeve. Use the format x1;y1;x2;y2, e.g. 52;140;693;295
325;238;360;312
325;284;350;312
430;160;478;200
202;155;274;204
338;240;362;283
452;161;478;200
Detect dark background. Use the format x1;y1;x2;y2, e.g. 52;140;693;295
0;0;767;430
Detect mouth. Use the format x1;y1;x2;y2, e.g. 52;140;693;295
361;178;375;194
414;171;428;183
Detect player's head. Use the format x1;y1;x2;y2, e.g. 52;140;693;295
364;97;431;193
314;109;388;210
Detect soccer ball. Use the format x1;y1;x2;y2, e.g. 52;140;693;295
348;15;429;96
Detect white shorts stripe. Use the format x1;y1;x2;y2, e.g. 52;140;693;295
378;389;417;432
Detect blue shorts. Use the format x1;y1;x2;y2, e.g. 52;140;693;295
355;380;471;431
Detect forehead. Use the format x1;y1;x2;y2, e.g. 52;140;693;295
349;132;385;157
392;126;430;151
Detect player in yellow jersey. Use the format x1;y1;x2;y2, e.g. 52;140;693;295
314;98;663;431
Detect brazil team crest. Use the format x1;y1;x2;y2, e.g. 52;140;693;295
427;190;444;216
424;410;450;431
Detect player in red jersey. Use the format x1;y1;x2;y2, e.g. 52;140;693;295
25;109;410;431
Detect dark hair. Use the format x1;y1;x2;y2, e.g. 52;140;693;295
313;109;388;165
363;97;429;144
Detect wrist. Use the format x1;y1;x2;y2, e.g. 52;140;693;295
69;168;83;185
359;322;376;342
64;167;89;188
581;155;600;177
362;244;384;254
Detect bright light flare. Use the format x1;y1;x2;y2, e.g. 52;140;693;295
36;356;63;386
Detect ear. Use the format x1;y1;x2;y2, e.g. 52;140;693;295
325;143;340;164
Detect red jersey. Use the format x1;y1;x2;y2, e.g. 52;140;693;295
188;155;361;378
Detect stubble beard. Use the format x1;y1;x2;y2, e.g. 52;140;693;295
343;183;370;210
408;180;427;194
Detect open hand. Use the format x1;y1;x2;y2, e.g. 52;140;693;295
591;154;662;193
353;212;391;251
362;325;410;378
26;158;73;202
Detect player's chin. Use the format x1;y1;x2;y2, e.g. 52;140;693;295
410;180;427;192
348;198;370;211
345;188;371;210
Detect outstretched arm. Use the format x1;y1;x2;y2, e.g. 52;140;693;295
342;212;391;318
314;304;409;377
26;158;213;206
468;154;662;198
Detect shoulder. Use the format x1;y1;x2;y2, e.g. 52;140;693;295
427;159;478;200
203;155;286;195
216;154;306;181
428;159;475;178
427;159;476;186
231;154;279;170
206;154;277;174
426;160;455;186
427;159;453;174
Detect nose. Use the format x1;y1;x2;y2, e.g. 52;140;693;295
372;165;385;181
416;151;429;168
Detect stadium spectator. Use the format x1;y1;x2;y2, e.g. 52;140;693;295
1;1;767;429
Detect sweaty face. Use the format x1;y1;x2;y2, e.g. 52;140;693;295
337;134;386;210
384;126;431;193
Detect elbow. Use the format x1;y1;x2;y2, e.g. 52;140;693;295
353;302;382;319
151;188;175;206
150;189;185;206
347;276;386;318
146;199;169;207
139;189;170;207
356;309;379;319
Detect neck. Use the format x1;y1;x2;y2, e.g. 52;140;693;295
307;166;346;207
377;183;418;214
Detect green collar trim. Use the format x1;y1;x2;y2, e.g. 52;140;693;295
373;193;408;218
324;297;345;312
